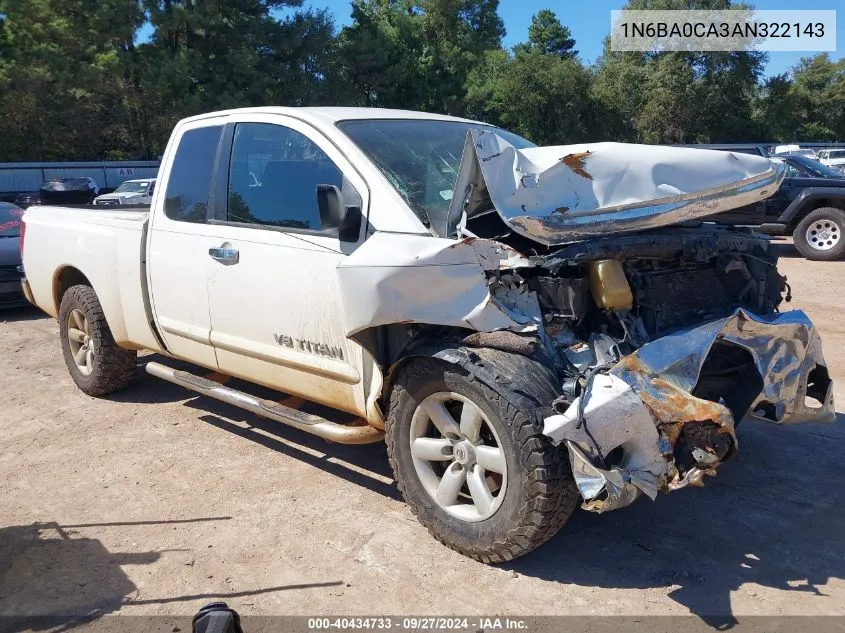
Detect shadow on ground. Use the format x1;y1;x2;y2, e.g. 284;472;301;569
107;356;845;625
0;519;342;632
110;354;399;499
0;305;48;323
507;413;845;627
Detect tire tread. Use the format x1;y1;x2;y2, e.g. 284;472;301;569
386;357;580;562
59;284;137;396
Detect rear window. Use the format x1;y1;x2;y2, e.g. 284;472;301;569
164;126;223;222
0;204;23;237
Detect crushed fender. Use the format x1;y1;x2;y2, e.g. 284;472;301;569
544;308;835;512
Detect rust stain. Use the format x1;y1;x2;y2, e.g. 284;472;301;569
510;215;555;240
554;206;570;214
278;396;305;410
560;151;593;180
203;371;231;385
448;236;477;249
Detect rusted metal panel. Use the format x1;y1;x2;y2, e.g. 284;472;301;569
449;129;785;245
544;308;835;513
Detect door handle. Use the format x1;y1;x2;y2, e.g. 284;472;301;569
209;244;239;265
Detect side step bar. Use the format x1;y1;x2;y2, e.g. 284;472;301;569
145;362;384;445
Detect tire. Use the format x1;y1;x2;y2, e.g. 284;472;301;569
58;284;137;396
386;357;579;563
793;207;845;261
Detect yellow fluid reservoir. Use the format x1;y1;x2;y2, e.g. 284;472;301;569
589;259;633;311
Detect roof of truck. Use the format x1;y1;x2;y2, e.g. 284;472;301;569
180;106;481;127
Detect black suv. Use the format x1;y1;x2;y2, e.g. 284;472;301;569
712;154;845;261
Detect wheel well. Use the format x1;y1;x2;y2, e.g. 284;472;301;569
792;199;845;228
53;267;91;312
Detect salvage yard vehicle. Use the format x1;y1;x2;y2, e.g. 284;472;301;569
817;148;845;175
20;108;835;562
713;154;845;261
0;202;26;308
93;178;157;206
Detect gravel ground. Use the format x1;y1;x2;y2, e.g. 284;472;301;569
2;240;844;629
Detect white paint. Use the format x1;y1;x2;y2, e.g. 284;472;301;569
543;374;666;500
450;129;783;244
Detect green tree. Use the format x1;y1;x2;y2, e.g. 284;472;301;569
338;0;504;114
0;0;144;160
594;0;766;143
514;10;576;59
788;54;844;141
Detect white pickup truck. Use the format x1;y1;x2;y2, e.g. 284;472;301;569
21;107;835;562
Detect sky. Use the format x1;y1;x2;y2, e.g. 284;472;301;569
291;0;843;77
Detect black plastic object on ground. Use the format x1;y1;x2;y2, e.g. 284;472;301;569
192;602;244;633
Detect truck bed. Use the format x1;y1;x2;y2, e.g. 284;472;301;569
22;205;161;351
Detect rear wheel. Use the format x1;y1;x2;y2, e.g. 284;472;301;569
793;207;845;261
58;285;137;396
386;357;579;562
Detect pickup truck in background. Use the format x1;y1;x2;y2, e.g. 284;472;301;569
20;108;835;562
93;178;157;206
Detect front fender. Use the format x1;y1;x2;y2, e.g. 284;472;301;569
778;188;845;225
385;341;561;426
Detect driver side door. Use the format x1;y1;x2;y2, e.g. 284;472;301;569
201;115;372;418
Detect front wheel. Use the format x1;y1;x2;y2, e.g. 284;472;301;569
793;207;845;261
58;285;137;396
386;357;579;563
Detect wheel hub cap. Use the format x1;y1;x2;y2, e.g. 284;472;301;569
409;391;508;522
807;220;840;251
453;441;475;466
67;308;95;376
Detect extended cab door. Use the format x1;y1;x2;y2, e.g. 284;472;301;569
146;119;227;369
201;115;371;417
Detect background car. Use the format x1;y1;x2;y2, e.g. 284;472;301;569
711;154;845;261
93;178;156;206
0;202;26;308
817;149;845;175
13;191;41;208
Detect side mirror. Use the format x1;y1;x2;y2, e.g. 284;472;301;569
316;184;362;242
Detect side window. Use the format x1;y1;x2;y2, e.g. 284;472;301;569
164;126;223;222
227;122;345;231
785;164;801;177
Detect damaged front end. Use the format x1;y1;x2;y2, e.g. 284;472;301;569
527;230;836;513
340;129;834;515
544;308;834;513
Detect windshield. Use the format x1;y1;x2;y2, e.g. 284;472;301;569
787;155;843;178
337;119;534;225
0;203;23;237
114;181;149;194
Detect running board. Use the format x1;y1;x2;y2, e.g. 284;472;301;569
145;362;384;445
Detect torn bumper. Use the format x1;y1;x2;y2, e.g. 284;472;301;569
544;308;835;513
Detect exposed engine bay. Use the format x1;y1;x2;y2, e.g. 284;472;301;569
337;132;834;516
338;221;835;514
476;226;835;512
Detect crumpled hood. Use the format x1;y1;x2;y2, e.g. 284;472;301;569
449;130;785;246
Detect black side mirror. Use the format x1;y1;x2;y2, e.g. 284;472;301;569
316;184;362;242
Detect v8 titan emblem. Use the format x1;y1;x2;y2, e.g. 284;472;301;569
274;334;344;360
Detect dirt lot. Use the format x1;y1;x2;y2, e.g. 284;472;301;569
2;239;845;628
